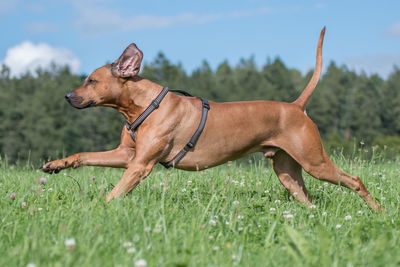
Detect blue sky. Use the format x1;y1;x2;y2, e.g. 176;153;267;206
1;0;400;78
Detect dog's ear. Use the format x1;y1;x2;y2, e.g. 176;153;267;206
111;43;143;78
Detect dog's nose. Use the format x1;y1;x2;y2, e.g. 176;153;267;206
65;92;74;100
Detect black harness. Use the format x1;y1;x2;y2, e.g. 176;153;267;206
125;87;210;169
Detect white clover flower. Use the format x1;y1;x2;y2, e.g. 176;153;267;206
336;224;342;229
27;263;37;267
181;188;187;193
240;181;245;187
38;208;43;211
256;182;262;187
212;246;219;251
187;180;192;186
309;204;316;209
344;215;352;221
48;187;53;191
274;200;281;204
269;207;276;214
232;200;239;205
134;259;147;267
293;192;298;197
209;219;216;226
322;211;328;216
309;214;315;219
209;235;214;240
225;221;230;225
264;190;270;194
283;214;294;219
65;238;76;250
237;215;244;220
232;254;238;260
238;227;243;231
381;197;386;200
123;241;133;248
127;247;137;254
357;210;363;216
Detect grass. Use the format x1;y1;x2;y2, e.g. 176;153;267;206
1;154;399;267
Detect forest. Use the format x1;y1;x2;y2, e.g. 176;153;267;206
1;53;400;165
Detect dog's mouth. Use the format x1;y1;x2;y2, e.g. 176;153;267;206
66;96;96;109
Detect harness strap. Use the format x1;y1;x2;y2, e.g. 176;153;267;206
125;87;210;169
125;87;170;141
160;98;210;168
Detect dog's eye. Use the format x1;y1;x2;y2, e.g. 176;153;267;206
87;78;98;85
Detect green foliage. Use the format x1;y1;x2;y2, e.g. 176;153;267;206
1;53;400;165
0;157;399;266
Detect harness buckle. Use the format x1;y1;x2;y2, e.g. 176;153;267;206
186;141;195;149
151;100;160;109
202;100;210;110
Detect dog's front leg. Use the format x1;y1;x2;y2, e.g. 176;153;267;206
41;146;135;174
106;160;155;201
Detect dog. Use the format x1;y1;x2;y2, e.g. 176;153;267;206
41;27;381;210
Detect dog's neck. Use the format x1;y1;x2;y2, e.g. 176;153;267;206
115;77;164;124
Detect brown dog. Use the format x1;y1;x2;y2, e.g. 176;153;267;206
41;28;380;210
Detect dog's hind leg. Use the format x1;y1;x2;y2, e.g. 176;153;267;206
274;118;381;210
270;149;313;206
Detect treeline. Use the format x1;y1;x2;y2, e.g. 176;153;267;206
1;53;400;165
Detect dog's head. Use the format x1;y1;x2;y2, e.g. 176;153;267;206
65;43;143;109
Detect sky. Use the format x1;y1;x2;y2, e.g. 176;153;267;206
1;0;400;79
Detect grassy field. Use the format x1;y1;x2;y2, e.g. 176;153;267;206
1;154;399;267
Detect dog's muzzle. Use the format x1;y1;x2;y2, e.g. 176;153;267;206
65;92;96;109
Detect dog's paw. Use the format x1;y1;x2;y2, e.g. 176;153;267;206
41;160;68;174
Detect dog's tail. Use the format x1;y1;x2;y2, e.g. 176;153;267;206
293;27;325;110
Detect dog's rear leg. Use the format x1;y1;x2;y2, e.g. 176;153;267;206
303;158;381;210
270;149;313;206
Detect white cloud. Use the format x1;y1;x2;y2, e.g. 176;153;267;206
385;22;400;38
73;6;271;37
2;41;80;77
345;53;400;79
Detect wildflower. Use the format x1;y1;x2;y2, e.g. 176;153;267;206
283;214;294;219
344;215;352;221
26;263;37;267
134;259;147;267
38;207;43;211
48;187;53;191
209;235;214;240
269;207;276;214
256;181;262;187
21;202;27;208
293;192;298;197
127;247;136;254
239;181;245;187
309;204;316;209
274;200;281;204
232;254;238;260
39;177;47;184
357;210;363;216
209;219;216;226
123;241;133;248
232;200;239;206
381;197;386;200
336;224;342;229
322;211;327;216
212;246;219;251
181;188;187;193
264;189;270;194
237;215;244;220
309;214;315;219
10;193;16;200
65;238;76;251
187;180;192;186
90;176;96;181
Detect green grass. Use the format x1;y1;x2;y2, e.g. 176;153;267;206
1;155;399;267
